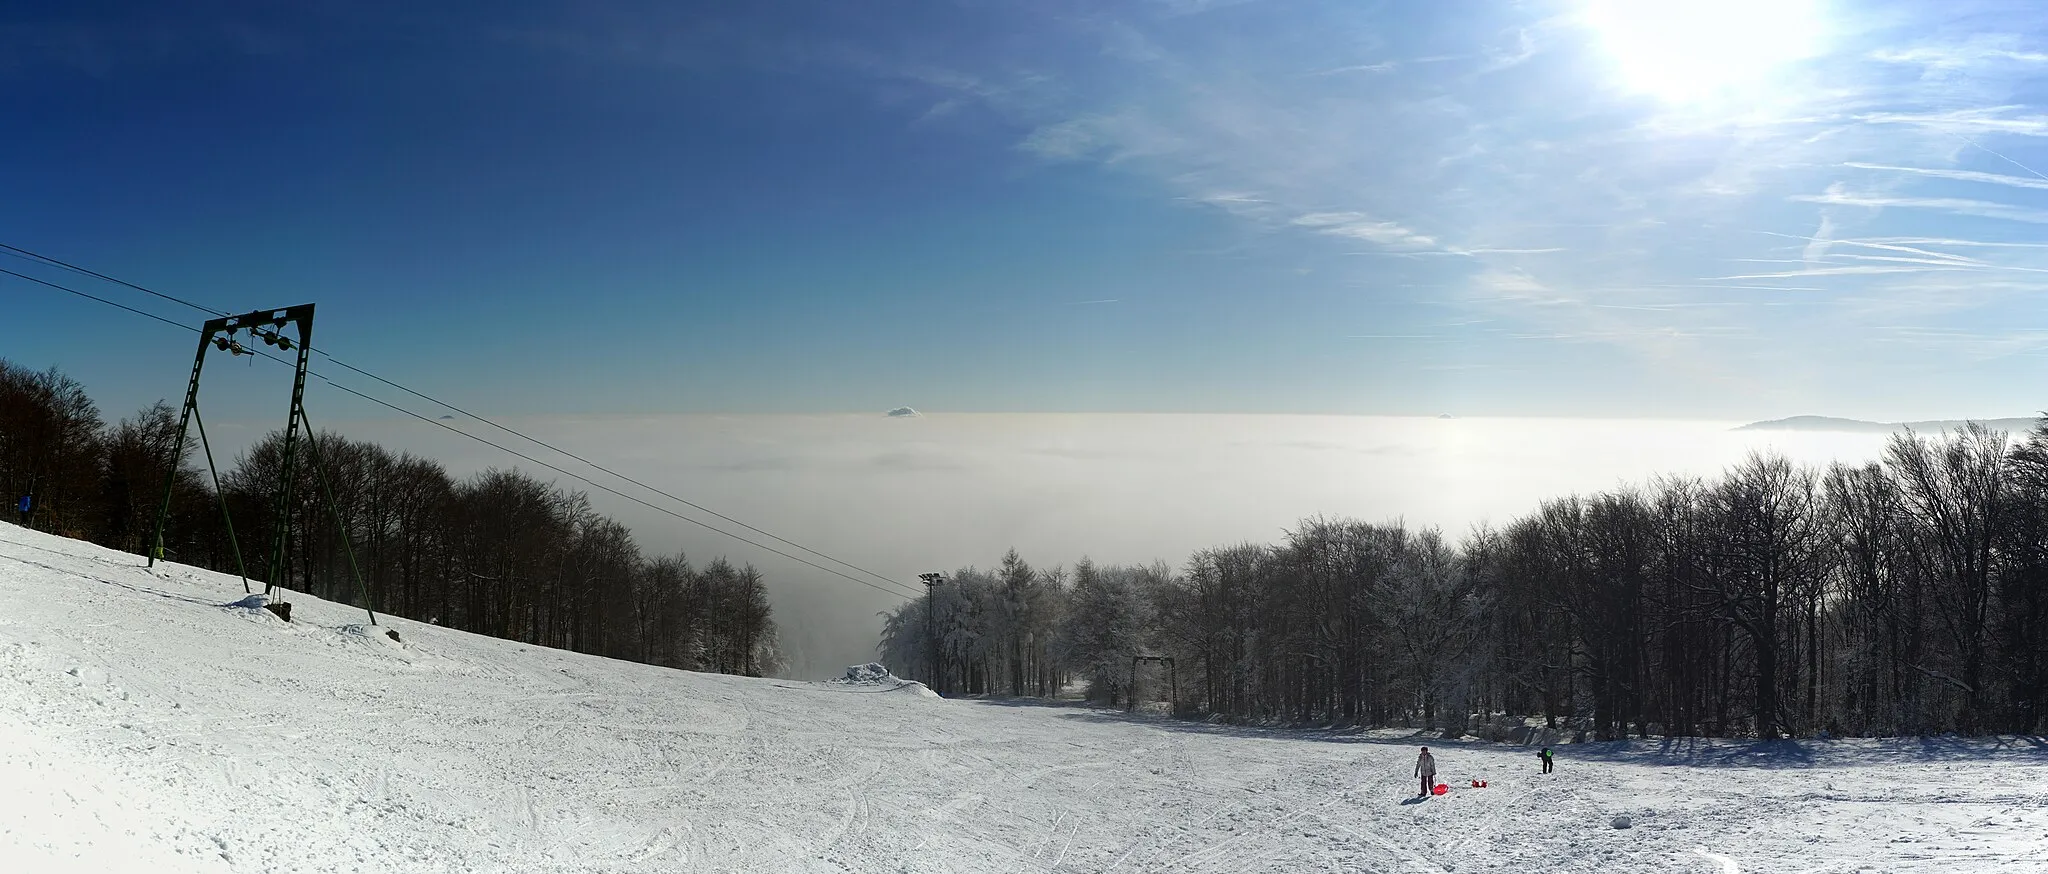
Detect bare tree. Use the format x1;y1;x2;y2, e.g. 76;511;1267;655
1699;453;1827;737
1885;425;2010;732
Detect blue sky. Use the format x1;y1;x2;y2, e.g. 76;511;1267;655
7;0;2048;422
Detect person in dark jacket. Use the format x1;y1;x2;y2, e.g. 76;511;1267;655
1416;747;1437;796
15;494;29;527
1539;746;1554;773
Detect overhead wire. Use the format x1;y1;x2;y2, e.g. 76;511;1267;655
1;256;928;601
4;242;916;594
0;265;204;333
309;355;917;593
324;384;932;600
305;376;927;601
1;243;226;318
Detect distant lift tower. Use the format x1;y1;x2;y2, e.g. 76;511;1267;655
1128;654;1177;713
919;572;946;694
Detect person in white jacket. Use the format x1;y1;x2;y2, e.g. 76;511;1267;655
1415;747;1437;796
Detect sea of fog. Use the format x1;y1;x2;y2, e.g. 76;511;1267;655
204;414;1929;679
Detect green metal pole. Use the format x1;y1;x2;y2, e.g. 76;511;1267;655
263;321;316;594
189;407;251;594
299;408;378;626
147;329;213;567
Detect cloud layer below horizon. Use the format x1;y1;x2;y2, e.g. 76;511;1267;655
208;412;1917;677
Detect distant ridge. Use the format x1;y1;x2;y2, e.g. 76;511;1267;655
1734;415;2040;434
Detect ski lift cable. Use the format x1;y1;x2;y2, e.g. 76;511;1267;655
2;242;915;593
305;376;927;601
311;354;917;593
0;263;928;602
0;265;204;333
1;244;226;318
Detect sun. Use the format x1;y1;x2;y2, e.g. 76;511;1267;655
1580;0;1830;103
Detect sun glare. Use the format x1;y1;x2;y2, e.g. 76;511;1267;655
1581;0;1829;103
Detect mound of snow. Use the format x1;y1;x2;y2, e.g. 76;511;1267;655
224;592;271;610
830;663;941;697
835;662;898;685
338;623;404;648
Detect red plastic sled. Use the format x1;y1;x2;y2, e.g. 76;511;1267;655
1432;783;1449;795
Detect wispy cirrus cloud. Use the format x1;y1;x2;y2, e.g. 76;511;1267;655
1855;107;2048;137
1348;247;1567;258
1007;3;2048;407
1792;184;2048;223
1861;237;2048;249
1707;265;1972;280
1764;231;1990;265
1309;61;1398;76
507;0;2048;414
1290;212;1439;249
1871;40;2048;70
1017;120;1104;160
1845;161;2048;189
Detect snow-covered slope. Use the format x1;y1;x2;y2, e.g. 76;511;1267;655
3;523;2045;873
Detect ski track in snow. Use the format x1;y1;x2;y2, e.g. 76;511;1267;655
4;526;2048;873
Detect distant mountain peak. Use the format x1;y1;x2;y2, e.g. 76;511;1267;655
1734;415;2039;434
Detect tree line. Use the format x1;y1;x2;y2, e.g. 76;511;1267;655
0;358;782;677
880;421;2048;738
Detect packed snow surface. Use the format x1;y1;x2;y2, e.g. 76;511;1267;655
3;524;2045;872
